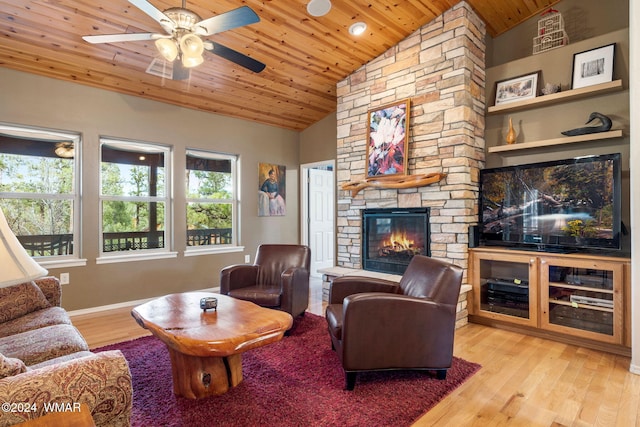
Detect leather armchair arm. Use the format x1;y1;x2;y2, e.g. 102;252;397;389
219;264;259;294
0;351;132;427
328;276;399;304
340;293;457;371
280;267;310;316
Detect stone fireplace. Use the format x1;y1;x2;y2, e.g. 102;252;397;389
362;207;429;275
331;2;486;328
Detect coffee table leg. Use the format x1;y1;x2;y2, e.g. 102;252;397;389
167;348;239;399
226;353;243;386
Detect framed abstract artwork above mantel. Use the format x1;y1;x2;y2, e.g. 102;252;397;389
365;98;410;178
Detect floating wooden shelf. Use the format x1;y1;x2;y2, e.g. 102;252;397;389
488;130;623;153
487;80;623;115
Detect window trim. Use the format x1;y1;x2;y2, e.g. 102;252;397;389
0;122;82;263
185;148;240;253
97;137;173;260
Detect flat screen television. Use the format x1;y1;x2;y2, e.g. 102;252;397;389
479;153;621;253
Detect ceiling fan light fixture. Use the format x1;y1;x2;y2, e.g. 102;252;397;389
307;0;331;17
182;54;204;68
349;22;367;36
179;33;204;56
83;3;266;76
155;38;178;62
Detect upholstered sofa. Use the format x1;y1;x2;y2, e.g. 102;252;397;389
0;277;132;426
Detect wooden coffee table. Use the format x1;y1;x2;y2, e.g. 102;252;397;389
131;292;293;399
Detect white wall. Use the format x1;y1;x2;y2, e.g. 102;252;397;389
629;0;639;374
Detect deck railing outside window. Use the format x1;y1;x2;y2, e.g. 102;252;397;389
18;228;232;256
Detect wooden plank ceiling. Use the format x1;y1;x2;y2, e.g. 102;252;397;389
0;0;559;131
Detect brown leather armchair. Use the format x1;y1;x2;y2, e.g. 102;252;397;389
220;244;311;318
325;255;463;390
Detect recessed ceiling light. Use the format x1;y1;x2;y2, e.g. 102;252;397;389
307;0;332;17
349;22;367;36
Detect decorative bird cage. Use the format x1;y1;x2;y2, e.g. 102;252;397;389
533;9;569;55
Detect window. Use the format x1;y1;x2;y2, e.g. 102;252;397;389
100;139;171;257
186;149;238;249
0;124;80;261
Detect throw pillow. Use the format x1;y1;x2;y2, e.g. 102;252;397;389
0;281;51;324
0;352;27;379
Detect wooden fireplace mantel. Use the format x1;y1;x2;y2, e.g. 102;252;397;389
340;172;447;196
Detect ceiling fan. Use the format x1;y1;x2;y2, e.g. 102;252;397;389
82;0;265;80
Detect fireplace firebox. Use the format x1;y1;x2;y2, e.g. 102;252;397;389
362;207;430;275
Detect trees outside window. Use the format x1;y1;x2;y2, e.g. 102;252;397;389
186;150;237;248
100;139;171;254
0;124;79;258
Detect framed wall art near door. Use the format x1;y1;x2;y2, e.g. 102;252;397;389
258;163;286;216
366;98;410;178
571;43;615;89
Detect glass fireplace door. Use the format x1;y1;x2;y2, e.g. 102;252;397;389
362;207;429;274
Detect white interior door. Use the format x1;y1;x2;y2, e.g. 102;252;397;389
308;168;334;276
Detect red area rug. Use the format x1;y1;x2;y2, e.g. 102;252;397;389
96;313;480;426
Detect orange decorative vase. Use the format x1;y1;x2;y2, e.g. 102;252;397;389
506;117;516;144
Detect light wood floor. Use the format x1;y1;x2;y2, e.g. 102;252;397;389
71;278;640;426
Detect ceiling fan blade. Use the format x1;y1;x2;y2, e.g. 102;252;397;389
172;60;191;81
82;33;162;44
128;0;175;30
195;6;260;36
205;41;265;73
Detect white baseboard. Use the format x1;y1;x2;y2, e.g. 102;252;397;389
67;287;220;317
630;363;640;375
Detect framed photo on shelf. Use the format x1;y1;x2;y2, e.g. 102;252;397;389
571;43;615;89
494;71;541;106
365;98;410;178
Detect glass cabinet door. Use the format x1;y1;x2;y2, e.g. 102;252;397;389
472;251;538;327
540;257;623;344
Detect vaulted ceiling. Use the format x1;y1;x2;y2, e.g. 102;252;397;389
0;0;559;131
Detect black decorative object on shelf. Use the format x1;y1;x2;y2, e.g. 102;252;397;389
561;112;612;136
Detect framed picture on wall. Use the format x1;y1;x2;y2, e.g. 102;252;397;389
258;163;286;216
494;71;541;106
365;98;410;178
571;43;615;89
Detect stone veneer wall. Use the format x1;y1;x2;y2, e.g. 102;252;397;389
335;2;486;290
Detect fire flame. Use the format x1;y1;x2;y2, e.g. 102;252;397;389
381;230;415;251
